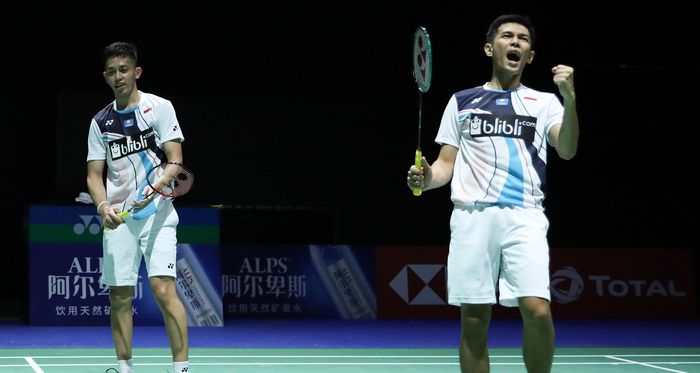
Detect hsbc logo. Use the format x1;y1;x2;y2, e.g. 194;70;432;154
389;264;446;305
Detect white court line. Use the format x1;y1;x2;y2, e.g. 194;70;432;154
0;355;456;359
606;355;688;373
556;355;700;358
0;353;697;370
148;363;459;366
23;357;45;373
3;362;700;367
1;353;699;359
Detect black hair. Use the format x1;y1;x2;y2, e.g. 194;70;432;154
103;42;139;66
486;14;535;47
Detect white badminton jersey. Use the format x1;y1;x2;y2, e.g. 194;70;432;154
86;91;185;211
435;83;563;210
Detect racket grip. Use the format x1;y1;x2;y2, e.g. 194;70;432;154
104;210;129;231
413;149;422;196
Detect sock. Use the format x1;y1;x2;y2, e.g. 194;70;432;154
173;360;189;372
118;359;134;373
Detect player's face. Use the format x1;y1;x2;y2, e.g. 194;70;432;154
103;56;142;99
484;23;534;75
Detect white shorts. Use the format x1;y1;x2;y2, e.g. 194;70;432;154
100;203;179;286
447;204;551;307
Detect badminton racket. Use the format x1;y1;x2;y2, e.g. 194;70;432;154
412;26;432;196
105;162;194;229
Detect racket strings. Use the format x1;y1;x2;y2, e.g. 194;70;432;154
148;164;194;197
170;170;193;195
413;28;432;93
414;44;430;85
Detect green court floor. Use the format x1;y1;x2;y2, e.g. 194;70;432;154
1;347;699;372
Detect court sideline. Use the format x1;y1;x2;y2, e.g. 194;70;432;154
1;318;699;372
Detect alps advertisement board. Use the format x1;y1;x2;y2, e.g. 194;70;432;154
28;205;222;326
221;244;377;318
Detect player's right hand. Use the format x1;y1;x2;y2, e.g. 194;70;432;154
100;206;124;230
407;156;432;191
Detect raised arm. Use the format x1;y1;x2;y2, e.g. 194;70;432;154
548;64;579;160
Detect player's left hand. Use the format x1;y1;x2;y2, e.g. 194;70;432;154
552;65;575;101
131;188;156;210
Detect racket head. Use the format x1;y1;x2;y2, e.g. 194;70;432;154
413;26;433;93
146;162;194;198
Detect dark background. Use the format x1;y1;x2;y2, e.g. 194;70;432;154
0;3;694;319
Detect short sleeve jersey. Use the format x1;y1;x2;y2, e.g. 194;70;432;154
86;91;185;210
435;83;563;209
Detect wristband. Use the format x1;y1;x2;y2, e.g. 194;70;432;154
96;201;109;214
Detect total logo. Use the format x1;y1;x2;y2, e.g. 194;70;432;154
74;215;103;235
389;264;446;305
550;266;687;304
550;266;585;304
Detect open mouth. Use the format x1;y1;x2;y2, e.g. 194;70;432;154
506;52;521;63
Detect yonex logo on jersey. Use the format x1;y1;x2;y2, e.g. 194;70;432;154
470;97;483;104
109;128;156;160
468;114;537;142
105;120;114;126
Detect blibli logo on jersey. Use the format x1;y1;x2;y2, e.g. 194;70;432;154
468;114;537;142
108;128;156;160
123;119;135;127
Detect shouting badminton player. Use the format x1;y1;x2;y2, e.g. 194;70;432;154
406;14;579;372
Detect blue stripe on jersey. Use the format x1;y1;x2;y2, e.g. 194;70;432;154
129;151;161;220
497;138;524;206
138;151;158;174
137;150;160;193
